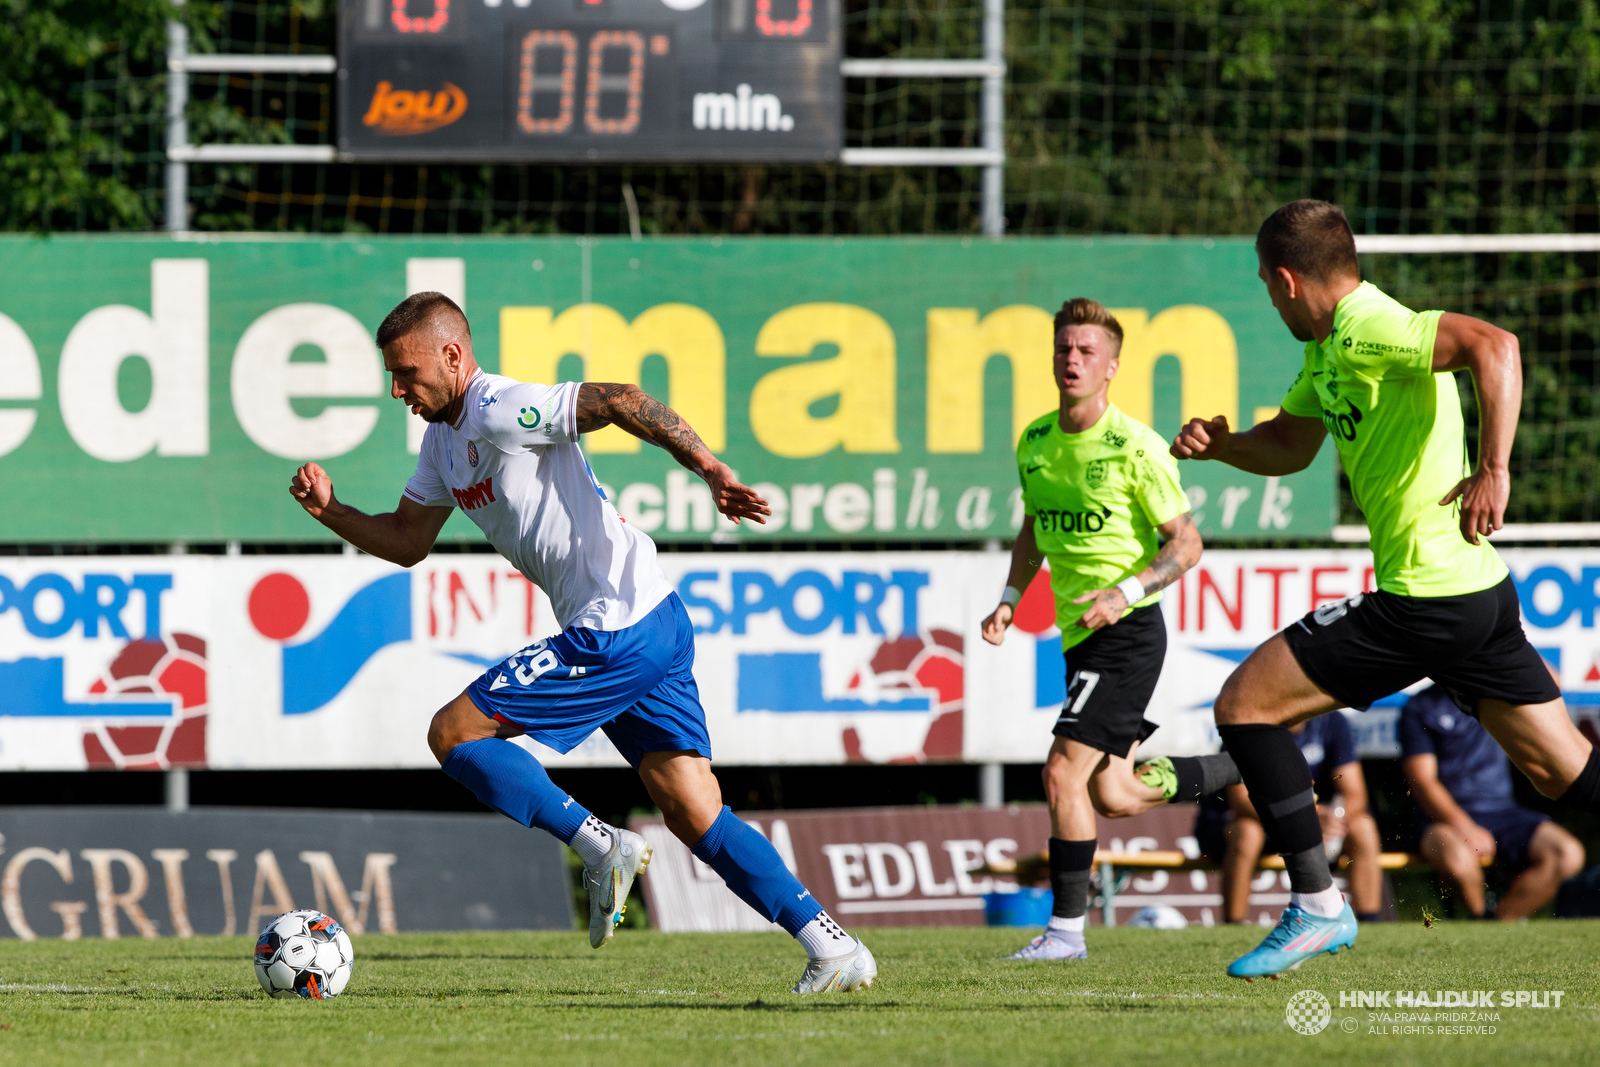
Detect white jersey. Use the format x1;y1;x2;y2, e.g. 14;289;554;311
404;371;674;632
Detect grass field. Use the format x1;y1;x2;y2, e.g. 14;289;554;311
2;923;1595;1066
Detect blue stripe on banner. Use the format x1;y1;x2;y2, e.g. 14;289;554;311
1034;633;1064;709
736;652;930;713
281;573;412;715
0;657;174;717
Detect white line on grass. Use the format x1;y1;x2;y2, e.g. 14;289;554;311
1037;990;1243;1000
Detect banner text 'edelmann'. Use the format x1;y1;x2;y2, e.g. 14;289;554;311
0;237;1334;542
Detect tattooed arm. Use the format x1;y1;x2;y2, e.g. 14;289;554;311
1073;512;1202;631
576;382;770;525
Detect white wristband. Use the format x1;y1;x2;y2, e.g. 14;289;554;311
1000;585;1022;607
1116;576;1147;605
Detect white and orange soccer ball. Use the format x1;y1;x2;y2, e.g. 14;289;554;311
254;910;354;999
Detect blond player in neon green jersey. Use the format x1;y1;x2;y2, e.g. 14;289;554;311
981;298;1238;961
1173;199;1600;980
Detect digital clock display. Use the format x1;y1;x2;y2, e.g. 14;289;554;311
338;0;841;162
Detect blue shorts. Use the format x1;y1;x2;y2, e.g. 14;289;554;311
464;593;711;767
1413;804;1549;870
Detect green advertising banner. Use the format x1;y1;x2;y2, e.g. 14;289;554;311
0;235;1333;543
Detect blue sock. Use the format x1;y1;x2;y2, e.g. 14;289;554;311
691;806;823;936
442;738;589;842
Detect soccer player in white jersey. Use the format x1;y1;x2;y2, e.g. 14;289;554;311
289;293;874;993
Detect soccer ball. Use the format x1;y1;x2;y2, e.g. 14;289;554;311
254;910;354;999
1127;904;1189;930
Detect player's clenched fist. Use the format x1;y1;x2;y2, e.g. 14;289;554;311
980;602;1014;646
1171;415;1231;460
290;462;335;518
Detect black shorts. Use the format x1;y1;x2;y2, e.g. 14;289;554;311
1414;805;1550;871
1282;576;1559;714
1052;603;1166;757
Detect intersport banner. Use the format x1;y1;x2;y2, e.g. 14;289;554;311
2;550;1596;770
0;235;1335;544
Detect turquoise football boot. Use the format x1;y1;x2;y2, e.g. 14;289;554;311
1226;903;1357;981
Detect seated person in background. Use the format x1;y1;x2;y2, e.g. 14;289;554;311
1400;685;1584;920
1196;710;1382;924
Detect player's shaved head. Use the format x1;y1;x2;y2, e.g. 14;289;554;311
1256;200;1360;282
376;291;471;350
378;292;479;424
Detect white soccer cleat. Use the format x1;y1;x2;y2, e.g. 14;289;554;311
584;828;651;949
791;940;877;993
1007;930;1088;960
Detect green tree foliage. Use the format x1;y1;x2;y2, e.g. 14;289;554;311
0;0;177;230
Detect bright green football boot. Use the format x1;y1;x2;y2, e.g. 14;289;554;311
1135;757;1179;800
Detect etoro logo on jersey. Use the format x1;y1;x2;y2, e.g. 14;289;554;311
1321;398;1364;441
1035;506;1112;534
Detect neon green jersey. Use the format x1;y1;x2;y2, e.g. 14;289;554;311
1017;404;1189;648
1280;281;1507;597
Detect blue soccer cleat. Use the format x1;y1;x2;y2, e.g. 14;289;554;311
1226;903;1358;981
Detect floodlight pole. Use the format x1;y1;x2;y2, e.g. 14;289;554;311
980;0;1005;239
165;3;189;233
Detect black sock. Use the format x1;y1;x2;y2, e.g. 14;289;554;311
1166;754;1243;801
1048;838;1098;919
1355;912;1382;923
1215;723;1332;894
1560;748;1600;809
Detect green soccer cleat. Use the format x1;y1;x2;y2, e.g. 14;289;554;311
1136;757;1179;801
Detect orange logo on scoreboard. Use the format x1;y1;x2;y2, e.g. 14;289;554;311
361;81;468;135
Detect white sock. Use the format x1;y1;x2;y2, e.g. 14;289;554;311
568;815;616;867
1047;915;1086;934
1290;887;1345;919
795;911;857;959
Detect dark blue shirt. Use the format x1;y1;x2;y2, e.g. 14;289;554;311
1398;686;1516;815
1294;711;1358;794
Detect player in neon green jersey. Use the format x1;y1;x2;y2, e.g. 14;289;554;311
981;298;1236;961
1173;199;1600;980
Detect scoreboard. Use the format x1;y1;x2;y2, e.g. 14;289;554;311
337;0;841;162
